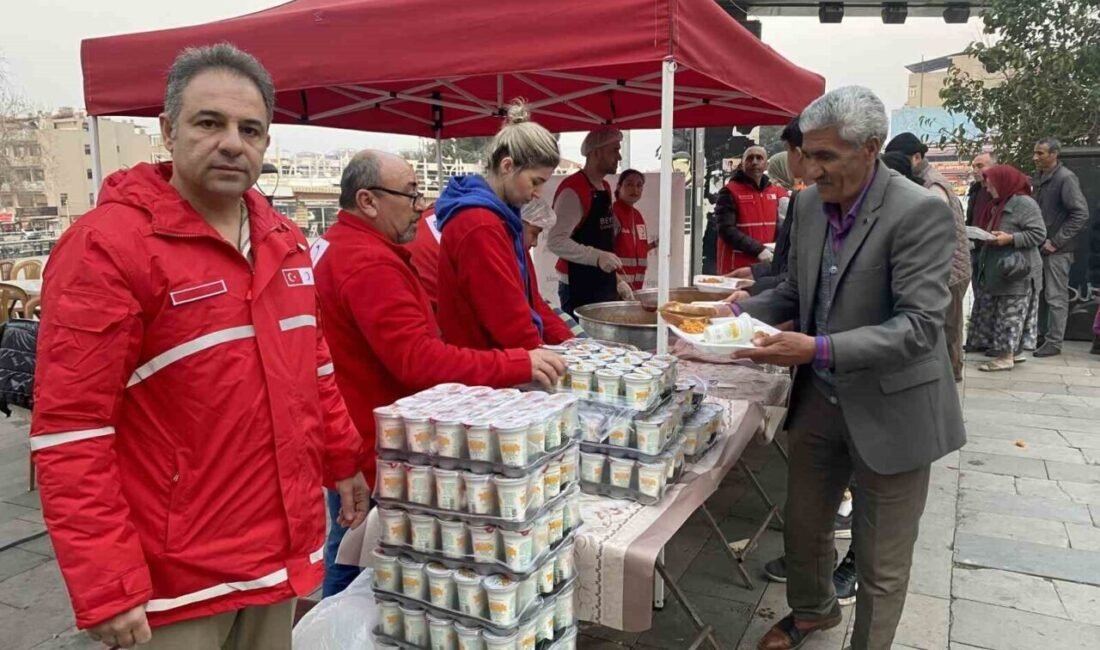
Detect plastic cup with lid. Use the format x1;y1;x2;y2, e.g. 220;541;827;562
433;468;464;512
551;393;579;434
406;463;434;506
623;373;655;410
634;420;663;455
636;460;668;498
517;617;538;650
433;417;466;458
493;475;530;522
379;508;409;545
481;630;518;650
594;368;624;403
399;556;428;600
379;600;403;637
605;416;630;447
526;413;549;455
544;407;564;449
519;571;538;611
499;527;535;572
438;519;467;560
455;623;484;650
453;568;486;618
682;424;700;456
564;497;581;534
427;613;457;650
568;363;596;393
538;595;557;642
555;538;576;583
608;457;635;490
555;583;576;631
464;418;495;462
548;501;566;545
375;406;406;450
462;471;495;516
482;575;521;626
578;451;605;485
527;464;545;511
494;419;529;468
579;409;604;443
468;525;500;564
532;513;550;556
426;562;457;609
538;553;556;593
401;605;430;647
409;513;439;552
372;549;401;591
559;447;578;485
404;411;433;454
544;458;562;499
377;461;407;500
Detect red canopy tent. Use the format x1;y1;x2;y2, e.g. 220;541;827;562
80;0;824;352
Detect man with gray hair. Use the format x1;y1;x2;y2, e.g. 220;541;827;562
1032;137;1089;357
732;86;965;650
30;43;369;649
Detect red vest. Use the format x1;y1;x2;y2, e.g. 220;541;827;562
716;178;788;274
612;200;649;291
553;172;612;276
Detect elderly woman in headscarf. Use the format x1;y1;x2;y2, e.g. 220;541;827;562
967;164;1046;371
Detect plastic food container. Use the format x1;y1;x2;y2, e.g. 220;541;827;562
579;452;605;484
538;595;557;642
434;468;464;511
517;617;538;650
533;513;550;557
483;575;521;626
499;527;535;572
555;539;577;583
527;465;546;511
463;471;495;516
434;417;466;458
559;447;578;485
595;368;624;402
373;549;401;591
493;475;529;521
518;572;538;612
544;458;562;498
495;420;529;468
401;605;430;647
428;613;457;650
469;525;500;564
453;568;486;617
426;562;456;609
405;412;433;453
455;622;484;650
379;508;409;545
637;460;667;498
538;553;556;593
465;419;495;462
526;415;548;455
409;513;439;552
569;363;596;393
555;583;576;630
399;556;428;599
608;457;635;489
375;406;406;450
406;464;434;505
377;461;407;500
623;373;655;410
380;600;403;637
439;519;467;559
482;630;518;650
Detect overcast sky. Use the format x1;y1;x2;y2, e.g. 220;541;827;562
1;0;986;171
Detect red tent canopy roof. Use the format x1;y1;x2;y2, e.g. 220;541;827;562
81;0;824;137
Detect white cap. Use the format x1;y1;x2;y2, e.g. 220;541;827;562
521;198;557;230
581;126;623;156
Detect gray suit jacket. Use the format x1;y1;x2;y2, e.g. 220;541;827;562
739;161;966;475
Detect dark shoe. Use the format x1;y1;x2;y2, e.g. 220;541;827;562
764;555;787;583
1034;343;1062;358
964;344;987;353
832;550;858;606
757;609;843;650
834;511;852;540
984;350;999;357
1091;338;1100;355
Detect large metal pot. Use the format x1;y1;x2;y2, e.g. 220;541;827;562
574;301;662;351
634;287;724;310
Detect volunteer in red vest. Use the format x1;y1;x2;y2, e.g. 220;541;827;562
406;204;442;310
435;101;575;350
30;44;367;650
714;145;789;275
612;169;657;292
312;150;565;596
548;126;627;315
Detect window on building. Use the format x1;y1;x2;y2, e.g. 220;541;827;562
60;193;68;207
908;87;918;98
89;193;95;205
86;169;93;180
84;144;91;155
32;169;45;182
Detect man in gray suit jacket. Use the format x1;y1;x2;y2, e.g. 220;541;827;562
733;87;967;650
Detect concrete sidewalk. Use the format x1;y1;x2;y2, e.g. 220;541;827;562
2;344;1100;649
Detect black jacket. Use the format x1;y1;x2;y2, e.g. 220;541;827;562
0;319;37;414
749;190;798;295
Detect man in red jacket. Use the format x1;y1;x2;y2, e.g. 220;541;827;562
714;145;788;274
31;45;367;649
312;150;565;595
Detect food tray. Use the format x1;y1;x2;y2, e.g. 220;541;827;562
682;402;725;462
668;316;779;356
373;623;579;650
378;437;578;479
377;527;581;580
579;425;684;464
693;274;754;293
578;460;685;506
375;484;581;531
577;452;684;506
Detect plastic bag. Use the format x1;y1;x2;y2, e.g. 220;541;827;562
292;569;378;650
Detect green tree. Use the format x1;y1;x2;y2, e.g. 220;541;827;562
938;0;1100;168
400;137;493;165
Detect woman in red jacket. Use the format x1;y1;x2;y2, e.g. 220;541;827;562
612;169;656;294
435;102;574;350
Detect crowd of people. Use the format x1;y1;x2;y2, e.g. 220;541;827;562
23;40;1097;650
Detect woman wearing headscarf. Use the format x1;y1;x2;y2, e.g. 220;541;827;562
967;165;1046;371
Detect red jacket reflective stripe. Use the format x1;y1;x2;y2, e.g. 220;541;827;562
312;211;533;487
612;200;649;291
30;163;362;630
716;179;788;274
437;207;574;350
553;172;611;276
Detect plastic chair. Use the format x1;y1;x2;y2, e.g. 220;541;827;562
10;259;41;280
22;297;40;320
0;260;14;281
0;284;30;323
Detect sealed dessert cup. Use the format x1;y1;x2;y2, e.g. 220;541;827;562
579;451;605;484
564;497;581;534
526;414;548;455
406;463;434;505
533;513;550;556
499;527;535;572
548;502;566;545
634;419;662;455
559;446;578;485
404;411;433;453
372;549;401;591
379;600;403;637
481;631;518;650
544;407;564;448
426;562;457;609
538;596;557;642
594;368;625;402
568;363;596;393
455;623;484;650
401;605;430;647
434;417;466;458
377;461;407;500
538;553;556;593
483;575;521;626
605;417;630;447
519;571;538;611
428;613;458;650
527;464;546;511
555;538;577;582
637;460;667;498
494;420;529;468
453;568;486;617
623;373;655;410
465;418;495;462
608;456;635;489
399;556;428;599
375;406;405;450
555;583;576;630
462;471;496;516
408;514;439;554
493;475;529;522
469;525;500;563
439;519;468;559
379;508;409;545
544;458;562;498
434;468;464;512
516;617;538;650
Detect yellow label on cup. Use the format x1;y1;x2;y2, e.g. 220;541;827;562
384;427;402;441
506;546;518;559
546;474;560;488
431;585;444;598
404;576;420;590
636;389;650;401
609;429;628;445
386;613;399;625
469;440;488;452
489;601;509;614
548;520;563;533
474;542;495;553
501;442;521;455
378;568;393;583
613;469;631;483
521;632;536;650
383;476;401;489
640;477;657;489
437;435;451;448
414;432;431;446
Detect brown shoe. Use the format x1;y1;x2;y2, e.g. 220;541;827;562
757;610;843;650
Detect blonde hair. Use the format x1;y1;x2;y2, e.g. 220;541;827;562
486;100;560;174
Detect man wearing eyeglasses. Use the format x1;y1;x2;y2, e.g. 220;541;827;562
311;151;566;596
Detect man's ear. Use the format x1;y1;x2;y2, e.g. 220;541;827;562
159;113;175;153
356;188;378;218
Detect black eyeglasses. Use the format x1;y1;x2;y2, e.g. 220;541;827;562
368;186;425;208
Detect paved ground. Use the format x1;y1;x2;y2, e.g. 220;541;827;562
2;342;1100;649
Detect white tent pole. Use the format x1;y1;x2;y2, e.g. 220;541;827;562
656;57;676;354
435;129;443;194
621;130;631;168
89;115;103;205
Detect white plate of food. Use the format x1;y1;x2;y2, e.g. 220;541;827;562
693;274;754;294
666;313;779;355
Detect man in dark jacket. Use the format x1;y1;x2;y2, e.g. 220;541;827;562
1032;137;1090;357
713;145;788;274
966;153;996;293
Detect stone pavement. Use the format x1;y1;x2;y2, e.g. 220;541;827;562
2;344;1100;649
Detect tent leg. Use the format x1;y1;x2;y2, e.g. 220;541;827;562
89;115;103;206
622;130;631;168
691;128;705;276
435;129;443;195
656;57;676;354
